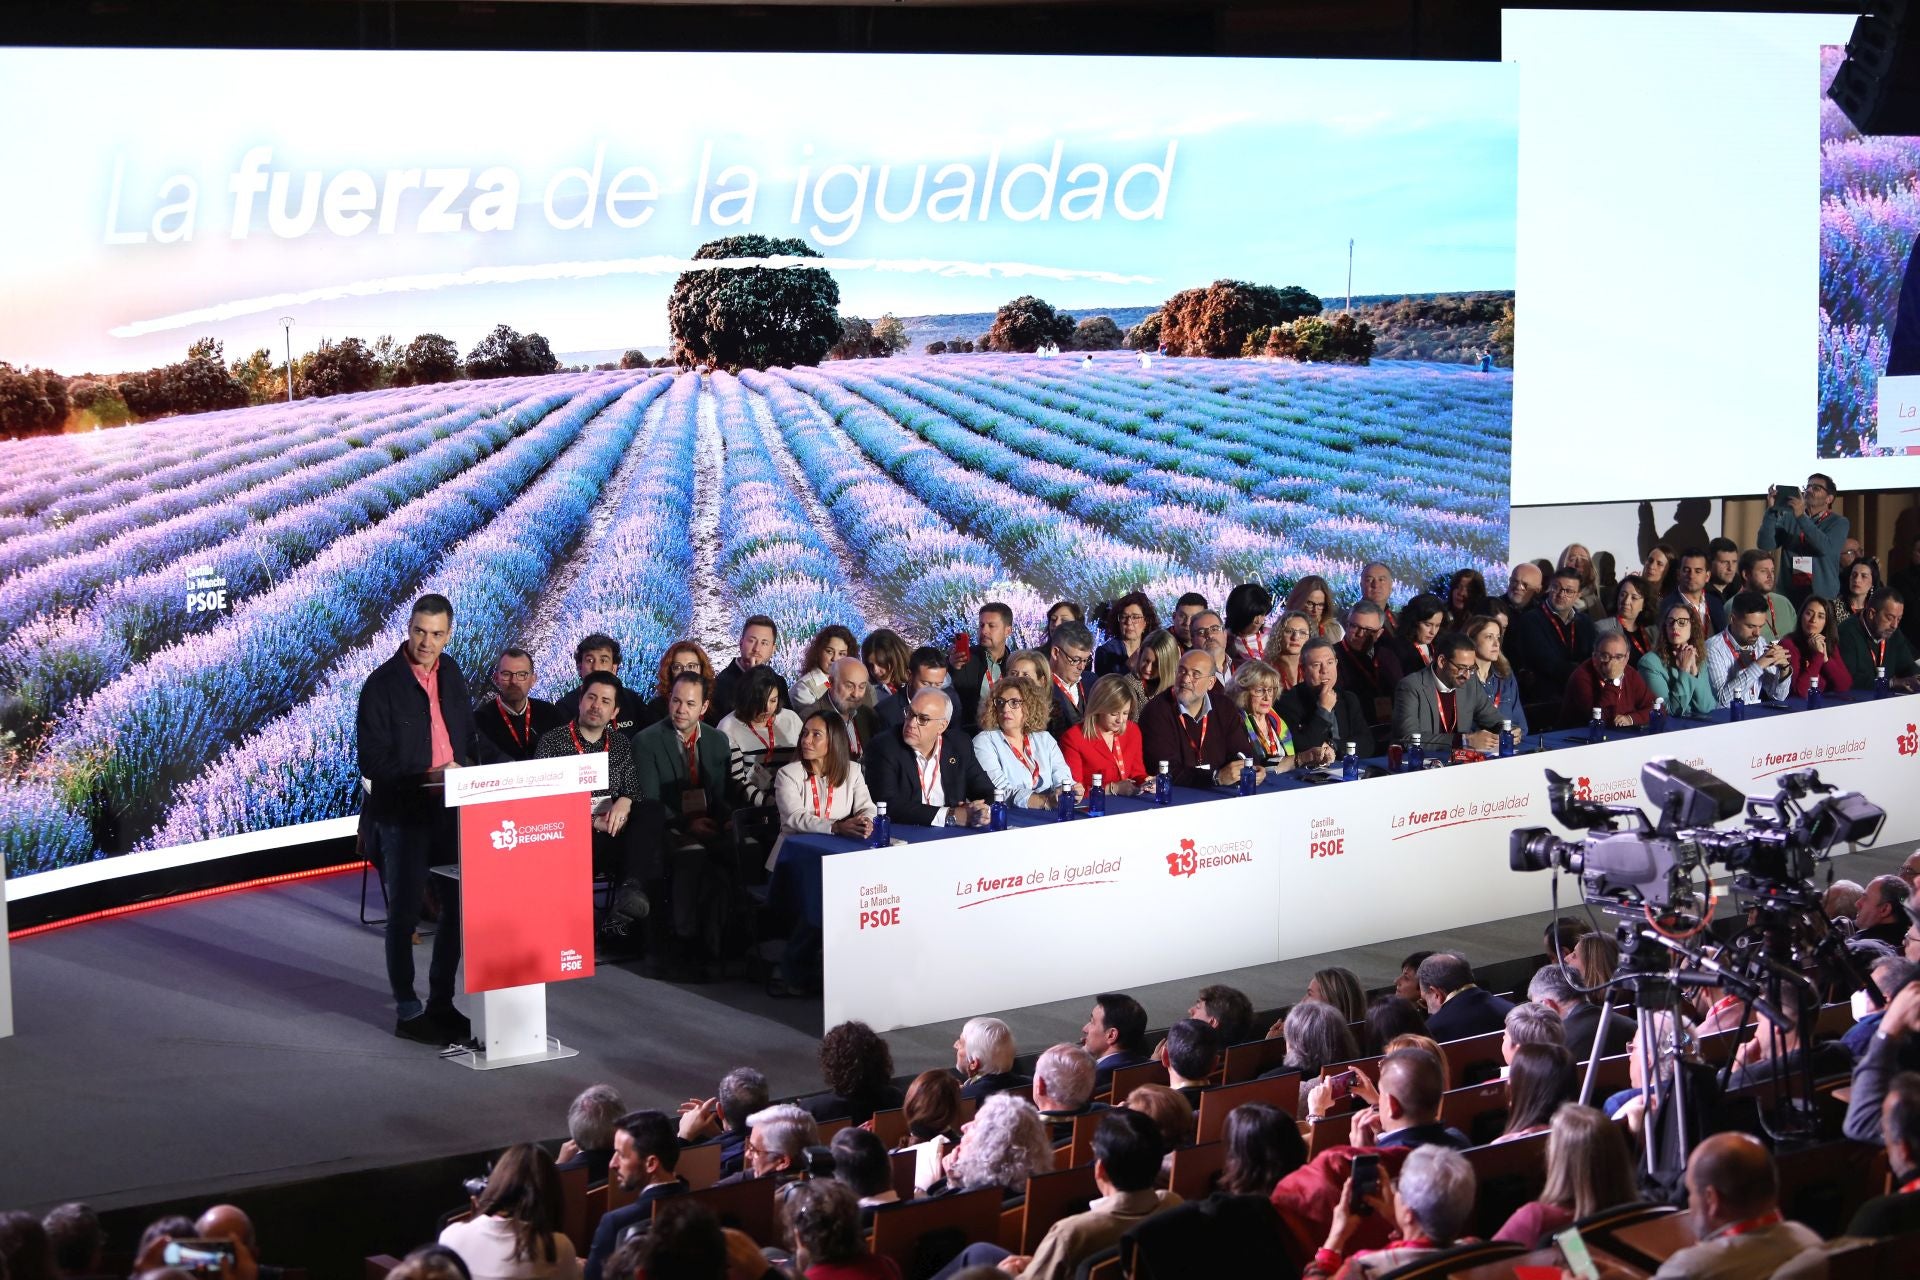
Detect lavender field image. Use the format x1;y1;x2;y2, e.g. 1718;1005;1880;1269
0;353;1509;875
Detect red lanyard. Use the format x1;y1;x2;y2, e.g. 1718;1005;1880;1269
1720;1211;1782;1239
808;772;835;819
497;701;532;752
1414;642;1431;666
1004;735;1041;785
1275;660;1298;691
1900;1174;1920;1196
916;743;941;802
680;728;700;784
1052;673;1079;707
567;722;604;755
1724;632;1744;663
1546;611;1575;653
1872;635;1888;668
1183;711;1209;756
1620;626;1646;660
1434;688;1456;735
1099;730;1128;777
748;717;777;754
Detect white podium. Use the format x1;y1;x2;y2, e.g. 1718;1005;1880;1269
442;754;606;1070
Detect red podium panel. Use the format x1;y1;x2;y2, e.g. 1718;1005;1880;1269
458;791;596;993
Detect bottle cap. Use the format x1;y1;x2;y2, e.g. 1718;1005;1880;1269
1092;773;1104;786
875;801;888;813
1158;760;1169;772
1590;707;1602;718
1501;719;1511;730
1344;741;1356;753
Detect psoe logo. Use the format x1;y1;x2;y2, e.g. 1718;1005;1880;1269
577;762;600;786
1899;724;1919;757
1166;838;1198;878
489;820;518;850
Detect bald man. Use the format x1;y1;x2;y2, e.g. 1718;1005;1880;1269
862;688;995;826
195;1205;280;1279
1654;1133;1820;1278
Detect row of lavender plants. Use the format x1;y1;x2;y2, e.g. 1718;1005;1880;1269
36;380;631;846
0;387;581;731
0;402;284;516
142;376;666;848
531;375;701;704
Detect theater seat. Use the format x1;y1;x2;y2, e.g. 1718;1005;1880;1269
1372;1239;1524;1279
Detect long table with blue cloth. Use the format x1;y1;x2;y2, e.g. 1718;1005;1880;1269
769;693;1859;929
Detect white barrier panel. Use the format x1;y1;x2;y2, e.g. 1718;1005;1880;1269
0;856;12;1038
822;698;1920;1031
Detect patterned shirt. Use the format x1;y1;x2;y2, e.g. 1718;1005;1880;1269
535;721;639;801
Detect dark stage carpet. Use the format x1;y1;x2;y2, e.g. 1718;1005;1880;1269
2;843;1908;1235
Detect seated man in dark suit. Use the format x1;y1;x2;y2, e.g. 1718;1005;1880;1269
1033;1043;1107;1143
475;647;565;762
1527;964;1632;1062
864;688;995;827
821;656;879;761
1163;1018;1218;1109
953;600;1017;728
631;671;751;977
555;632;646;739
1045;620;1098;734
874;645;958;731
583;1110;690;1280
1335;601;1403;730
1416;952;1515;1043
1508;569;1596;722
1083;993;1152;1093
1389;631;1509;751
954;1016;1032;1100
1848;1069;1920;1240
1281;637;1373;763
555;1084;625;1184
708;614;790;727
675;1066;768;1178
1137;649;1262;789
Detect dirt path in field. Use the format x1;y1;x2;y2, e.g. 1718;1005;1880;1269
741;384;894;636
689;375;737;661
520;378;666;695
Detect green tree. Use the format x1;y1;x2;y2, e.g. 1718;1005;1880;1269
370;334;403;388
1071;315;1124;351
0;363;69;436
1267;312;1375;365
118;355;247;419
65;378;131;427
299;337;382;398
828;315;877;361
984;296;1076;353
871;314;909;355
1124;311;1163;351
229;347;280;404
925;340;948;355
619;349;650;370
667;234;841;371
464;325;558;379
398;333;462;386
1489;301;1515;367
1158;280;1323;357
187;336;224;363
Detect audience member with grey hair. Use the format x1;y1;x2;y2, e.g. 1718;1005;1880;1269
1528;963;1633;1062
1826;878;1867;924
954;1016;1028;1100
736;1104;818;1200
676;1065;769;1177
557;1083;624;1183
1417;951;1515;1042
781;1180;887;1276
941;1094;1054;1201
1502;1002;1567;1064
1273;1000;1360;1114
1313;1146;1478;1279
863;684;996;827
1032;1044;1101;1142
1046;619;1097;734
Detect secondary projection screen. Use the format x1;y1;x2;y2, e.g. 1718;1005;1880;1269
0;49;1515;886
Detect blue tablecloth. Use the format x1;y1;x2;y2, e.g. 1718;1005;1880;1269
767;691;1876;927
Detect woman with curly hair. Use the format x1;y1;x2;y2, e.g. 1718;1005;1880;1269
973;675;1078;808
1286;575;1345;644
937;1094;1054;1203
637;640;714;730
798;1021;904;1125
1260;611;1314;692
792;624;859;718
1444;569;1488;632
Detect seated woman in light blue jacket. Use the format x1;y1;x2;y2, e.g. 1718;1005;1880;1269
972;675;1080;808
1466;616;1528;739
1636;600;1717;717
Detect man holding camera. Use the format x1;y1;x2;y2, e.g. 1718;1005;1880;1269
1759;474;1849;604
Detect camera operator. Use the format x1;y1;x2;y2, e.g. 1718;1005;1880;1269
1759;473;1848;603
1706;593;1793;707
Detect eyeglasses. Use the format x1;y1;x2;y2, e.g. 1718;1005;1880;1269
995;698;1025;710
1350;625;1383;640
1281;628;1311;640
1596;651;1628;663
1443;662;1478;680
1192;625;1224;639
1056;651;1092;669
1119;611;1146;623
905;711;942;727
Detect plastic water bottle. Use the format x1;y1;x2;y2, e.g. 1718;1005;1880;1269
1408;733;1425;771
989;788;1008;832
1236;754;1257;796
1648;697;1667;734
1342;742;1360;781
1876;666;1891;699
1498;719;1515;758
870;802;891;848
1587;706;1604;743
1729;693;1746;722
1155;761;1172;805
1056;787;1076;821
1087;773;1106;818
1805;677;1824;712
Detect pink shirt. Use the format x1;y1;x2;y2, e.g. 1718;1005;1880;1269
409;655;455;769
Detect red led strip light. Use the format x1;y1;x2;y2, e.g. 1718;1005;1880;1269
7;861;369;939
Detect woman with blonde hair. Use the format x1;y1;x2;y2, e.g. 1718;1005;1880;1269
1124;1083;1195;1184
1232;659;1296;771
1558;543;1603;617
1005;648;1050;689
973;675;1078;808
1129;628;1180;704
1260;611;1314;691
1286;575;1346;643
1493;1104;1639;1246
1059;673;1147;794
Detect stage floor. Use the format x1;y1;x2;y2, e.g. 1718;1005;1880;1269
2;844;1909;1218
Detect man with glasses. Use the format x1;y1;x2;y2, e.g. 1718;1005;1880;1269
1509;568;1596;715
864;688;995;827
1706;592;1794;707
1391;633;1509;751
1336;600;1404;730
876;645;959;731
475;647;563;762
1138;649;1262;788
1559;632;1655;730
1760;472;1850;604
1045;619;1098;734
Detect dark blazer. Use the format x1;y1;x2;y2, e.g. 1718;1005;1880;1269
1390;666;1505;749
1047;672;1095;737
1094;1049;1150;1095
1335;640;1405;723
473;694;565;763
356;645;481;824
631;720;744;826
953;646;1014;726
1093;636;1135;678
864;727;996;825
798;1083;907;1126
1563;1002;1634;1063
1848;1189;1920;1240
708;659;791;727
556;679;645;739
1038;1101;1110;1145
1277;683;1375;758
826;700;881;760
958;1069;1033;1102
1508;606;1595;701
1424;986;1515;1043
1137;686;1256;787
583;1177;690;1280
555;1145;615;1185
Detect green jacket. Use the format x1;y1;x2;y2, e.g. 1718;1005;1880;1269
632;720;744;824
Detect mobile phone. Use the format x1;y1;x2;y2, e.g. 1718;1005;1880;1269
1775;483;1801;504
1554;1227;1601;1280
162;1240;238;1276
1348;1153;1380;1215
1327;1069;1358;1102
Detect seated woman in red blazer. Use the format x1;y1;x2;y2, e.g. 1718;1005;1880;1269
1059;673;1147;794
1781;595;1852;698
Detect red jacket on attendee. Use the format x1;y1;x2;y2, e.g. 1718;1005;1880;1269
1559;660;1654;728
1782;635;1852;698
1271;1145;1416;1263
1058;721;1148;789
